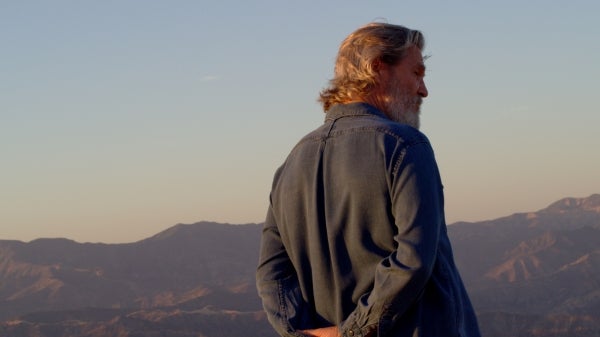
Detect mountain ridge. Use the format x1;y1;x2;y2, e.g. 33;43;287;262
1;194;598;337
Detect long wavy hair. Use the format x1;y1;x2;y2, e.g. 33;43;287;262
318;23;425;111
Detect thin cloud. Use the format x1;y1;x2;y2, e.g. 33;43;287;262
509;105;530;113
200;75;219;82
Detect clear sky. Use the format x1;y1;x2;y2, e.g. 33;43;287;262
2;1;599;243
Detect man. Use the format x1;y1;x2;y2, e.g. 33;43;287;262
256;23;481;337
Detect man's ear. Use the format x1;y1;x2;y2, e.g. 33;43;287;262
372;58;382;72
372;60;391;84
372;59;391;76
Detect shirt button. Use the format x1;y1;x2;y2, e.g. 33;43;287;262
348;330;355;336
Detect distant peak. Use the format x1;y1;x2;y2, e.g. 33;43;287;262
545;194;600;213
141;221;261;243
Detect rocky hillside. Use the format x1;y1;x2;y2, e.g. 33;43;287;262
448;194;600;337
1;195;599;337
0;222;264;322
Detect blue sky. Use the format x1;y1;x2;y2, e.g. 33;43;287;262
2;1;599;243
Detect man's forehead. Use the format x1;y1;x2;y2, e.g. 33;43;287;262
401;46;426;67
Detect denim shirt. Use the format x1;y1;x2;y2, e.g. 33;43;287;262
256;103;481;337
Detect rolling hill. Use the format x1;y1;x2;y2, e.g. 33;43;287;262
1;195;599;337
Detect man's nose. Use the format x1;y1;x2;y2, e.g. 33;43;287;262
419;81;428;98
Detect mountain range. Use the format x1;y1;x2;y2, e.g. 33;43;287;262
1;194;599;337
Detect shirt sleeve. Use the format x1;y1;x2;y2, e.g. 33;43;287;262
256;203;314;337
339;141;445;337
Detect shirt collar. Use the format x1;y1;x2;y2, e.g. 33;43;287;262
324;102;388;122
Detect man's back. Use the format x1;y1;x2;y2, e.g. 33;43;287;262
258;103;480;336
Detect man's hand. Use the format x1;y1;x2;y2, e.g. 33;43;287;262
300;326;340;337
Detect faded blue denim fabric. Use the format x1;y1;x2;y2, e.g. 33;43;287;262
256;103;481;337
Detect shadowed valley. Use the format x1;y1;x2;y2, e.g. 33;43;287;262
1;195;599;337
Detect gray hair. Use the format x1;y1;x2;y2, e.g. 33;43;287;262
318;23;425;111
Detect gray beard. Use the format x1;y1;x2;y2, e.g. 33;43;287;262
384;87;422;129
